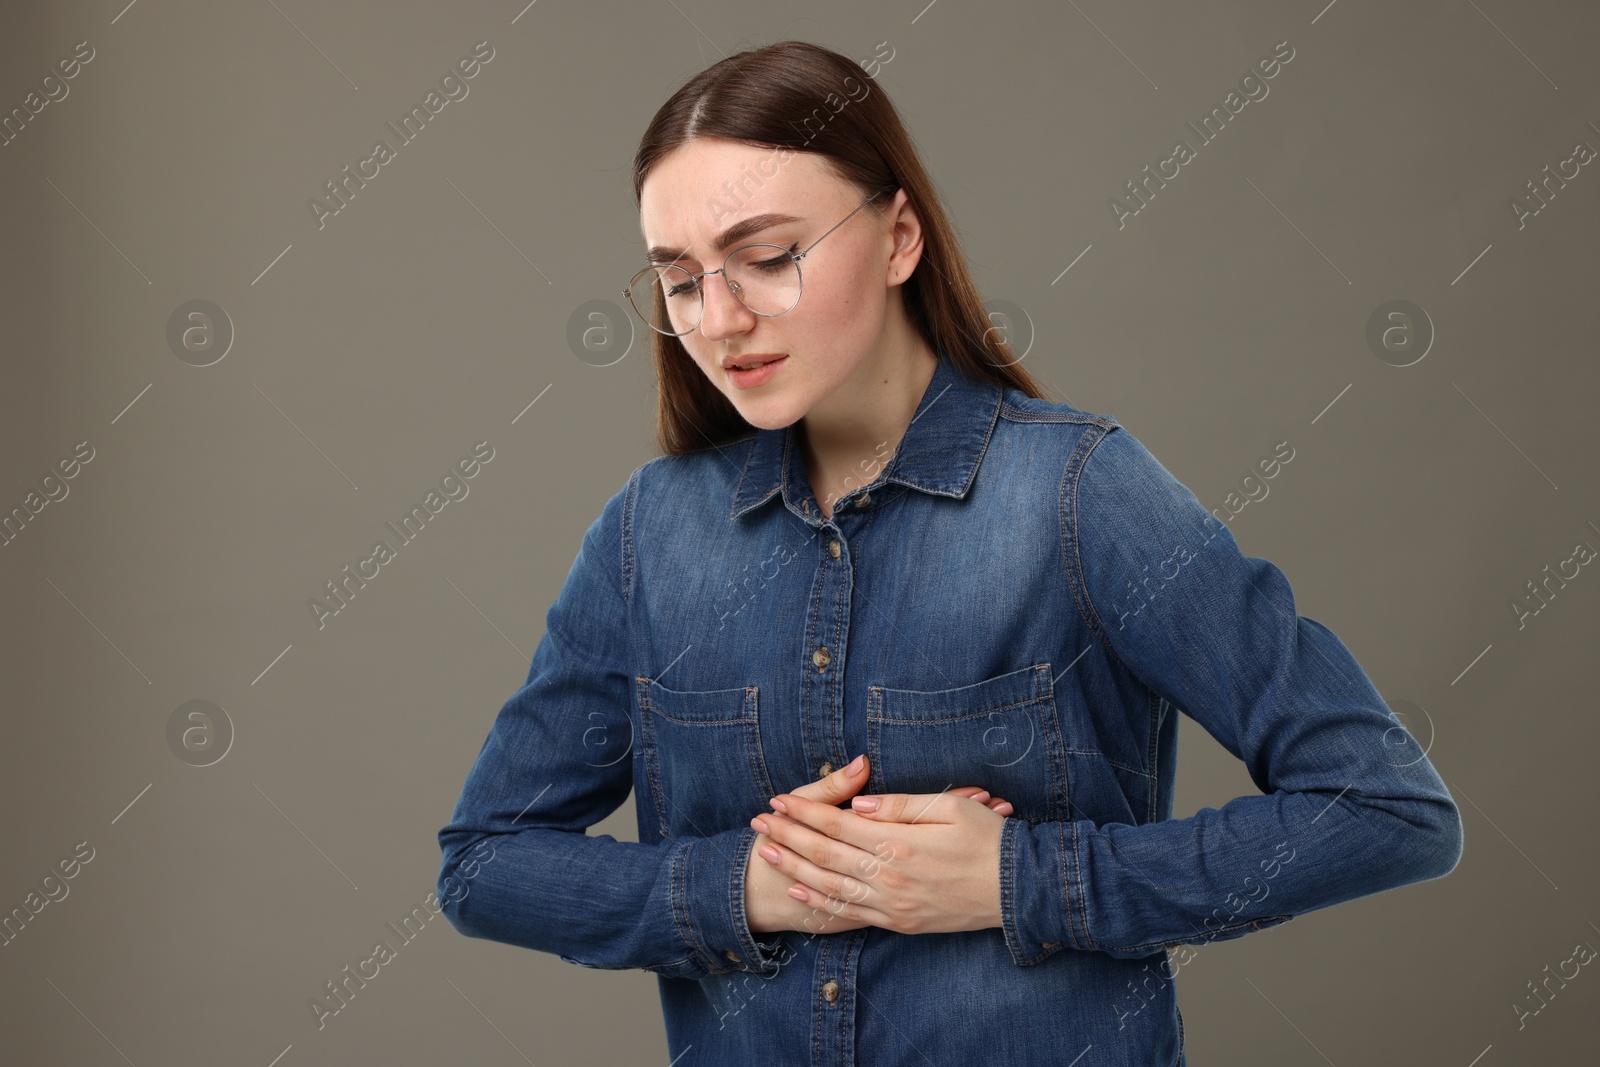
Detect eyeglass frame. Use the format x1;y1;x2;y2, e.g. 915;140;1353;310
622;189;888;336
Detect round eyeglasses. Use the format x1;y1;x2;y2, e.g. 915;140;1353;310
623;191;886;337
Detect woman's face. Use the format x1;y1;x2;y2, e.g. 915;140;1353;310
638;138;908;431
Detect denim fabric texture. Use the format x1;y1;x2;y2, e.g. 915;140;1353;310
436;351;1464;1066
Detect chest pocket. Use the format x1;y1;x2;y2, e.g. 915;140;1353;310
866;663;1069;821
636;677;776;840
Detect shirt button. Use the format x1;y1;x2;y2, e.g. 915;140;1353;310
822;979;840;1005
812;646;830;670
818;761;834;779
828;538;841;559
855;491;871;507
724;949;742;963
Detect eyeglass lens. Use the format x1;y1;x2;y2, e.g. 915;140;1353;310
629;244;801;336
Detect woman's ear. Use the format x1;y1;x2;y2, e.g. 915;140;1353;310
886;199;925;286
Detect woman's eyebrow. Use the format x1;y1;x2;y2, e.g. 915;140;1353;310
646;212;805;265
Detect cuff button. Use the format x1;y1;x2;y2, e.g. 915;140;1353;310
724;949;741;963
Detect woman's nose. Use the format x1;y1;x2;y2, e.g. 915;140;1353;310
697;273;754;340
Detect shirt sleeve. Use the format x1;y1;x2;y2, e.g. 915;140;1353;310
999;424;1465;965
435;468;787;979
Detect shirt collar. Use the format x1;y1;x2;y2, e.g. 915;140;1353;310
728;351;1005;521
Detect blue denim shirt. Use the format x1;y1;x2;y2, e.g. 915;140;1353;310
436;352;1463;1066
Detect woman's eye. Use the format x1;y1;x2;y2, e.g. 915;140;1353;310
753;244;800;271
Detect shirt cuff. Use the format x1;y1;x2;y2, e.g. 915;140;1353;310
678;827;789;976
999;816;1092;965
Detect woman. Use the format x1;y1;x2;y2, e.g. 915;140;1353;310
436;40;1463;1066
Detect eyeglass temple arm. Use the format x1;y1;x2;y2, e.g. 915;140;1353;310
625;189;889;286
794;190;887;262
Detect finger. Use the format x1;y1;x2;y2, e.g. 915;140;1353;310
770;791;887;852
847;792;963;822
788;753;870;807
754;808;880;881
789;880;886;928
757;837;875;907
796;887;881;932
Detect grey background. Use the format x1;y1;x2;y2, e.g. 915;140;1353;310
2;1;1596;1064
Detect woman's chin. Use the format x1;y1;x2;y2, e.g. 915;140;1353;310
731;396;805;431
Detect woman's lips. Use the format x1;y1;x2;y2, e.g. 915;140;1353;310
727;354;787;389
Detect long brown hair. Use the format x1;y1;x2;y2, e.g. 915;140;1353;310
630;39;1051;456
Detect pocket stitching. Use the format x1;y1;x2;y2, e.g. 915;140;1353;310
866;693;1048;724
867;662;1053;718
637;676;770;837
640;677;759;723
866;665;1072;820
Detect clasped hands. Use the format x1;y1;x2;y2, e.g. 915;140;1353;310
744;752;1011;937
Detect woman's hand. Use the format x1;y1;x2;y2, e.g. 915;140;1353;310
744;754;1012;936
750;761;1010;935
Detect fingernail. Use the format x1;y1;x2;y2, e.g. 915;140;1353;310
852;796;879;812
788;886;808;901
752;816;770;833
846;753;865;774
972;790;991;802
760;845;780;863
769;797;788;814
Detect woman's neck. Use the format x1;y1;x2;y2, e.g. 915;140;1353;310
799;341;939;517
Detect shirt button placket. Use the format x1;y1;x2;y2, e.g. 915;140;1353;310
803;496;859;1067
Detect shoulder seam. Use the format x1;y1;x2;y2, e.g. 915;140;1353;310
998;400;1120;429
620;466;641;604
1060;423;1132;674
